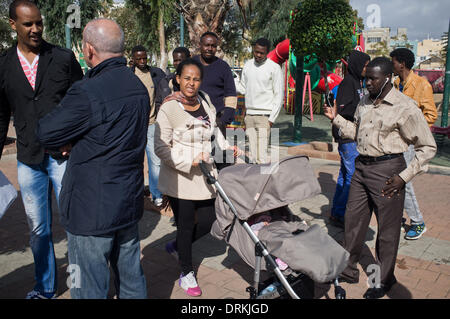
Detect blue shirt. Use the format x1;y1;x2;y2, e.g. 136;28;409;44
193;55;236;113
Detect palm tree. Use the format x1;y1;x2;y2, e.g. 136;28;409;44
126;0;177;70
177;0;233;56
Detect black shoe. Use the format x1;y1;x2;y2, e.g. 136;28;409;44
143;186;151;197
329;215;345;229
363;287;387;299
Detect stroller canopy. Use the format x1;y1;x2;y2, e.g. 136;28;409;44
215;155;321;220
211;156;349;282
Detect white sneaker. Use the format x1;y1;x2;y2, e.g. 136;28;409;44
179;271;202;297
154;198;163;207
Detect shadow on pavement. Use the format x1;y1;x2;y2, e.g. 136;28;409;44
0;192;67;255
0;254;70;299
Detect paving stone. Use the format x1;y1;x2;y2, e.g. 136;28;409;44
1;149;449;300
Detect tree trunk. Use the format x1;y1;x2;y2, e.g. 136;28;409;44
158;10;168;71
180;0;231;57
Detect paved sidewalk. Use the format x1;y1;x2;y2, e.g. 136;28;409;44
1;146;449;299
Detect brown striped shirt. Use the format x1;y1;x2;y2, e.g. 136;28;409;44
333;87;437;183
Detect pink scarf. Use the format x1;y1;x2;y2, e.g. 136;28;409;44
163;91;199;106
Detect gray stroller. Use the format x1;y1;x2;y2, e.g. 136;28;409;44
200;155;349;299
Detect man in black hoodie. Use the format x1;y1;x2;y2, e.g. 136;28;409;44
154;47;190;112
329;50;370;228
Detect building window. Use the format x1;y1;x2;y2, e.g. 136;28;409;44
368;37;382;43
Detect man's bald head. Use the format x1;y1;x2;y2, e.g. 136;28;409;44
83;19;124;55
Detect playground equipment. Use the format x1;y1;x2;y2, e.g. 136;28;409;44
267;21;365;119
267;39;343;120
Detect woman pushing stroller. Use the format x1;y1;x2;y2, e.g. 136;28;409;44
154;58;244;297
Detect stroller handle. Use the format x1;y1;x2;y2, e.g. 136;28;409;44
199;153;252;184
199;162;216;184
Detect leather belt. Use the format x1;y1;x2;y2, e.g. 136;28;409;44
357;153;403;164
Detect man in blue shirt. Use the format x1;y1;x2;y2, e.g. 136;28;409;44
193;32;237;136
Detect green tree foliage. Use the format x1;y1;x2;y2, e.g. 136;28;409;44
288;0;354;64
221;3;248;59
35;0;113;49
241;0;362;49
107;4;139;57
247;0;299;47
0;0;14;52
0;18;14;52
125;0;178;65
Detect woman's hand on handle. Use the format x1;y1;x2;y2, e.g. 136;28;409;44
192;152;211;167
229;145;245;158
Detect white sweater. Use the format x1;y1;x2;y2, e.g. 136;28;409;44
240;58;283;123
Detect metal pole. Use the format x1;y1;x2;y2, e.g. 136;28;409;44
294;57;304;142
65;24;71;49
180;13;185;47
441;19;450;129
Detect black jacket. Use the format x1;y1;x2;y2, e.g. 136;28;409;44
0;41;83;163
155;73;180;113
131;64;165;118
37;57;150;236
130;65;166;89
332;50;370;143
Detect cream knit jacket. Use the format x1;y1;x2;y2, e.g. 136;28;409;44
155;92;230;200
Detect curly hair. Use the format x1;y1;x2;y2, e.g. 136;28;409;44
131;45;147;55
173;47;191;58
254;38;271;52
390;48;415;70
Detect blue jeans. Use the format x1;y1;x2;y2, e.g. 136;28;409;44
67;223;147;299
331;142;359;219
17;154;66;294
145;124;162;200
403;145;424;224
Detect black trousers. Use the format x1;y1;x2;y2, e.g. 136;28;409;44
168;197;216;275
341;156;406;290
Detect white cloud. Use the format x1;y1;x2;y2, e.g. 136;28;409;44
350;0;449;40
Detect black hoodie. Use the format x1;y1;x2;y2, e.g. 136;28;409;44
332;50;371;143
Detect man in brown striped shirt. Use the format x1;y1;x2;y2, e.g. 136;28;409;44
324;57;436;299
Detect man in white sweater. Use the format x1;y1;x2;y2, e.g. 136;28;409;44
240;38;283;163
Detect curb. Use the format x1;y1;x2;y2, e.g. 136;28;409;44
287;141;450;175
288;141;340;161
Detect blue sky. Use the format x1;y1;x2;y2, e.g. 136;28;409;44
349;0;449;41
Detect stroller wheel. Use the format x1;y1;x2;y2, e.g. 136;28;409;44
335;286;346;299
246;287;257;299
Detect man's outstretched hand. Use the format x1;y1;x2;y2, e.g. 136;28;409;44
323;100;337;121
